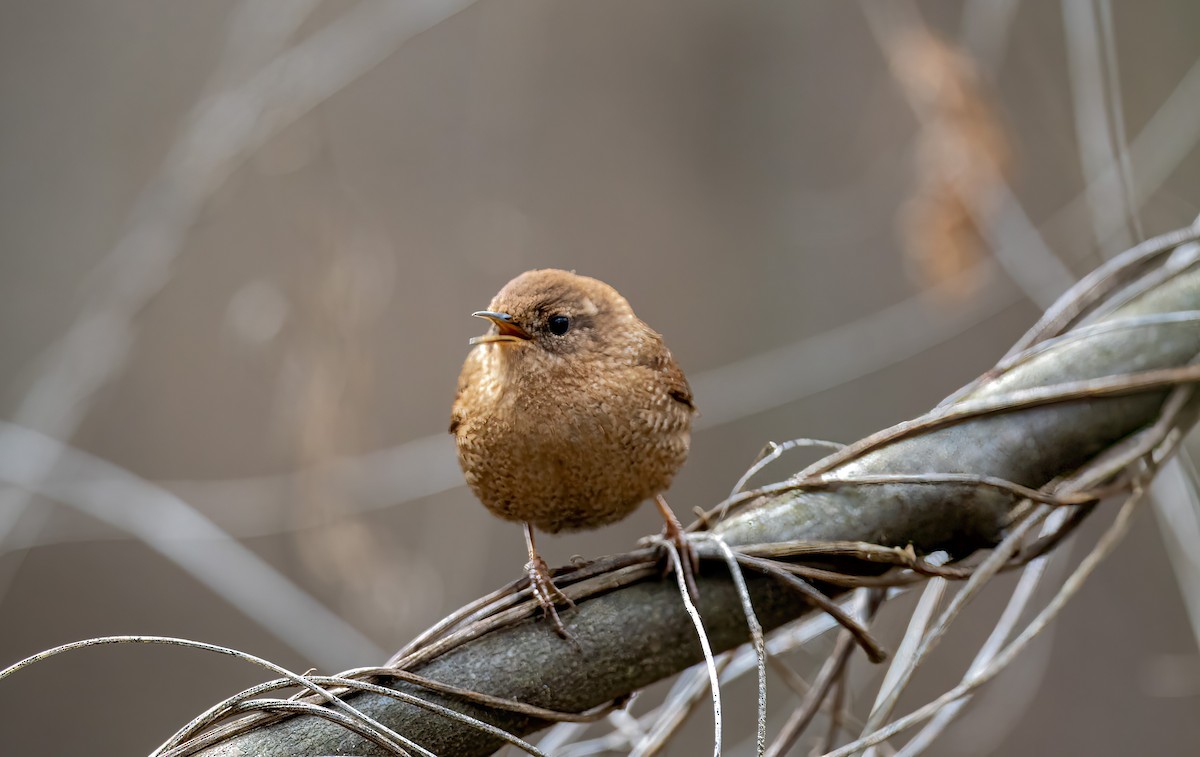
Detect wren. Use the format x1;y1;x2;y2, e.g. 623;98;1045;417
451;269;695;635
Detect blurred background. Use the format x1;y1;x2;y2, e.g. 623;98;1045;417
2;1;1199;754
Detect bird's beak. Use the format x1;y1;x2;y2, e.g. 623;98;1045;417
469;311;532;344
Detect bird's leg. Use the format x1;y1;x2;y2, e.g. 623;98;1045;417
654;494;701;600
524;522;575;638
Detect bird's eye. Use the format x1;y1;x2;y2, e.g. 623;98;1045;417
547;315;570;335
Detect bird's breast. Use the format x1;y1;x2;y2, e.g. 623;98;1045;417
454;351;690;534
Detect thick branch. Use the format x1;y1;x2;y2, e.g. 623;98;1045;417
198;241;1200;756
721;260;1200;549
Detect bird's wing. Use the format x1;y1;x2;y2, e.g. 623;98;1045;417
662;353;695;411
638;332;694;411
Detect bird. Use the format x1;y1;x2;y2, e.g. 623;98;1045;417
451;269;696;636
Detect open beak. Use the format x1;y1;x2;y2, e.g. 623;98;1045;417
469;310;532;344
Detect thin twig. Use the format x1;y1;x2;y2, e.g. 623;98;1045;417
222;700;415;756
1;636;418;757
766;592;884;757
896;509;1070;756
735;553;888;663
805;365;1200;480
726;438;848;506
824;484;1152;757
0;422;387;666
628;656;735;757
162;673;555;757
767;633;857;757
661;538;722;757
989;311;1200;380
713;535;767;755
810;472;1099;506
821;671;850;755
1095;0;1145;244
855;506;1051;745
864;577;946;745
1002;222;1200;359
345;667;618;723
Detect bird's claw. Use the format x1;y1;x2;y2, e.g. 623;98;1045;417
526;555;575;639
648;494;701;602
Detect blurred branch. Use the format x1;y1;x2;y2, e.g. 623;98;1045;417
959;0;1020;76
1;0;308;557
1046;51;1200;246
1062;0;1200;670
0;0;480;673
1150;454;1200;653
0;422;386;667
187;225;1200;756
1063;0;1139;256
860;0;1074;307
0;0;478;549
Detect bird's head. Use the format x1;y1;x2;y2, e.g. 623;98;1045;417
469;269;643;359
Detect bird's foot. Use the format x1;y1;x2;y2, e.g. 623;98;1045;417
526;554;576;639
653;495;701;602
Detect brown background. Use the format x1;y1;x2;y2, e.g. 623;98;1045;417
1;1;1198;755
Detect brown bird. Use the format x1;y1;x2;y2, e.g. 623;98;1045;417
451;269;696;635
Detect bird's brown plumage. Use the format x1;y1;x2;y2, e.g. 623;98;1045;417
451;269;694;534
